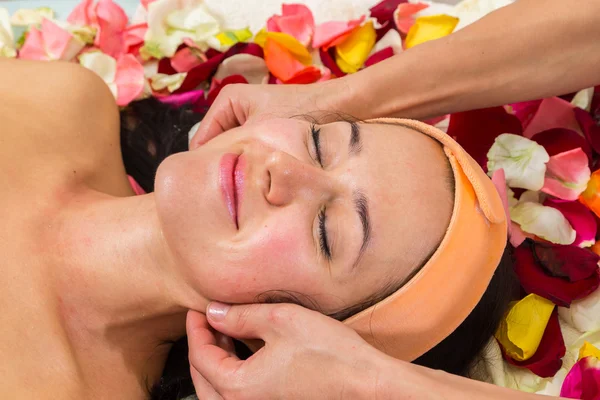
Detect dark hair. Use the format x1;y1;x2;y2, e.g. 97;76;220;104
119;98;520;399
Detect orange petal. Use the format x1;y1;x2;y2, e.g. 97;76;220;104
264;37;306;82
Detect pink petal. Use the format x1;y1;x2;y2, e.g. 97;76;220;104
158;89;205;107
491;169;512;234
364;46;394;67
94;0;128;58
268;4;315;47
524;97;582;139
560;357;600;399
114;54;145;106
542;148;591;201
171;47;207;73
312;17;365;49
394;3;429;34
124;23;147;54
141;0;157;9
67;0;94;26
509;99;542;131
18;27;48;60
545;199;598;248
31;18;84;61
531;128;593;161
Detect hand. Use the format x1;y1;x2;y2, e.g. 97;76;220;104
188;80;351;150
186;302;386;400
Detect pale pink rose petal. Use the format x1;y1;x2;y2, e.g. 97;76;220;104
18;27;47;60
42;18;84;61
542;148;591;201
491;169;525;247
312;16;365;49
394;3;429;34
114;54;145;106
524;97;582;139
267;4;315;47
171;47;207;73
94;0;128;58
67;0;94;25
141;0;158;9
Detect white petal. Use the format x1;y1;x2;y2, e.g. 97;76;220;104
10;7;54;27
188;121;201;147
150;72;187;92
558;287;600;333
79;51;117;84
510;202;576;245
487;134;550;190
0;8;15;56
571;87;595;112
453;0;515;31
369;28;402;56
534;368;568;396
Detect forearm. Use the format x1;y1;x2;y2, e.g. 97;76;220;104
367;353;562;400
330;0;600;120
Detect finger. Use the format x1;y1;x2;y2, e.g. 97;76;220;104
206;302;303;341
190;86;248;149
214;331;236;357
189;365;224;400
187;309;244;390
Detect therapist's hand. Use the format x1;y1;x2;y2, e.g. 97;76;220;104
186;302;386;400
189;80;352;150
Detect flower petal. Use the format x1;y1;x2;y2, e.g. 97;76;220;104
580;170;600;219
67;0;94;26
11;7;55;27
312;17;365;49
542;148;591;201
544;199;597;248
509;99;542;131
319;47;345;77
558;287;600;333
94;0;128;58
0;7;15;58
501;308;566;378
267;4;314;47
530;237;600;282
114;54;145;106
510;203;575;245
514;241;600;307
171;47;207;73
364;46;394;67
334;21;376;74
369;27;402;56
560;356;600;399
150;72;187;93
572;87;595;112
523;97;582;139
79;50;117;97
264;37;306;82
449;106;523;168
579;342;600;361
495;294;556;362
207;28;253;52
123;23;147;56
213;53;269;84
531;127;593;162
405;14;459;49
158;89;204;108
574;107;600;156
487;134;550;191
207;74;248;104
255;30;312;65
393;3;429;34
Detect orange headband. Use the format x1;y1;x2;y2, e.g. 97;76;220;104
343;118;508;361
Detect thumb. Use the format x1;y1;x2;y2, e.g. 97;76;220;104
206;302;281;342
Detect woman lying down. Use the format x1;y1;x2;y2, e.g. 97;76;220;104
0;59;517;399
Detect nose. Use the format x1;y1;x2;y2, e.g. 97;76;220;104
263;150;334;207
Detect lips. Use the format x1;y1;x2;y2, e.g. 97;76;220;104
219;153;245;228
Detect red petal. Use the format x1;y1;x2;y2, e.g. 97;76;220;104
514;242;600;307
364;46;394;67
531;127;593;162
284;66;321;84
574;107;600;155
174;43;261;94
544;199;598;248
447;107;523;168
319;47;346;77
510;100;542;131
502;309;565;378
531;238;600;282
207;74;248;104
370;0;409;25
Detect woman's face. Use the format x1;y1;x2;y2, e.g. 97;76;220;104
155;118;453;314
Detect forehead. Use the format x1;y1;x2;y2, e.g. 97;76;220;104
341;122;454;290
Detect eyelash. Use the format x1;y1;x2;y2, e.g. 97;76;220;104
310;124;332;260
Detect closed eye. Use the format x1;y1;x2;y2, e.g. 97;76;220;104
311;124;323;166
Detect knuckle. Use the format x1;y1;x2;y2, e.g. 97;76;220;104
268;304;295;325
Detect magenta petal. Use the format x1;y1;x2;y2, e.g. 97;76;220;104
574;107;600;155
364;46;394;67
531;128;593;161
560;357;600;399
524;97;581;138
158;90;205;108
447;107;523;168
510;99;542;131
544;199;597;248
319;47;345;77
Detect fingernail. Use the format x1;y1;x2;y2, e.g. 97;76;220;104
207;302;230;321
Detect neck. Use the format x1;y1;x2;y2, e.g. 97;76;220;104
51;188;207;391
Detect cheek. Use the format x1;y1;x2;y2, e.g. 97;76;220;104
207;220;321;303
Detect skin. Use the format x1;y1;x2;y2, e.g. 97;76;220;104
0;60;452;398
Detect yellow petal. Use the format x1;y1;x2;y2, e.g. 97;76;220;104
255;29;312;65
334;21;376;74
215;27;252;46
578;341;600;361
405;14;459;49
495;294;555;361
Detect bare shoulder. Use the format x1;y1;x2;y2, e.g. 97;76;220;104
0;59;132;196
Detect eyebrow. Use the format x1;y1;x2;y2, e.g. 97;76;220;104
352;189;372;270
348;121;362;155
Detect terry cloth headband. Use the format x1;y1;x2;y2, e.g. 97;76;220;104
343;118;508;362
